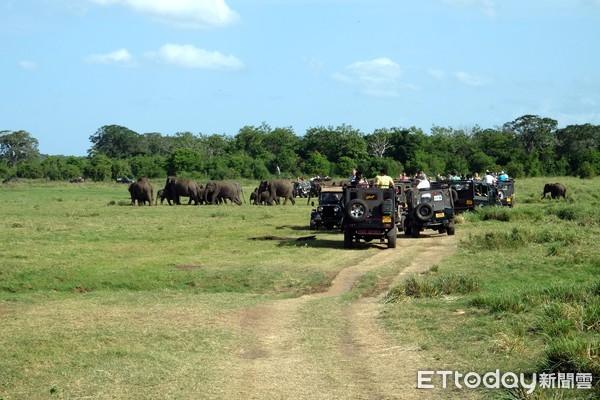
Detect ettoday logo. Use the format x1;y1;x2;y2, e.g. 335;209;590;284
417;370;594;393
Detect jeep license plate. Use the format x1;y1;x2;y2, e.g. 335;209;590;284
382;216;392;223
357;229;382;235
435;212;444;218
434;195;443;201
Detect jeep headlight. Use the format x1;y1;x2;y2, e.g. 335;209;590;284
317;206;323;212
333;206;340;212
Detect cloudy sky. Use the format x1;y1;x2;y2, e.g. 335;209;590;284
1;0;599;156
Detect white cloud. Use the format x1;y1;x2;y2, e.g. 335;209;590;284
88;0;239;28
441;0;497;18
333;57;403;98
146;44;244;70
428;69;446;80
18;60;38;70
86;48;136;66
455;71;490;87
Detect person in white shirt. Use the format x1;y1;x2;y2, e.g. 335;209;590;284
484;170;495;185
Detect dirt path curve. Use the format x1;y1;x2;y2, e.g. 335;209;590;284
212;235;458;399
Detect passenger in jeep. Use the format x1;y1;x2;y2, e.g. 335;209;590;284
350;171;368;187
375;168;395;188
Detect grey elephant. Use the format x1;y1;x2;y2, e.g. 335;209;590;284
204;181;243;205
128;177;153;206
250;187;275;205
258;179;295;205
542;183;567;200
155;189;175;205
164;176;203;205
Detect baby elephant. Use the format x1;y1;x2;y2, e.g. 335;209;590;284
542;183;567;200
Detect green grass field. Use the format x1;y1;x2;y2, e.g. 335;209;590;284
0;177;598;399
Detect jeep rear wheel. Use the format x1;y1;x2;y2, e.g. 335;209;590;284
345;199;369;223
411;224;420;238
447;224;455;235
387;227;397;248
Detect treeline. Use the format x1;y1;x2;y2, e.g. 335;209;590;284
2;115;600;182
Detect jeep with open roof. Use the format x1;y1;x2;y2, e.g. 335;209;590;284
441;179;515;212
401;181;455;238
341;185;398;249
309;186;344;230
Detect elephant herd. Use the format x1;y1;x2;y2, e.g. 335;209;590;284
128;177;296;206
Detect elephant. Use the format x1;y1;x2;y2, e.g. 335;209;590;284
128;177;153;206
155;189;175;205
204;181;243;205
542;183;567;200
250;188;275;205
258;179;295;205
164;176;203;205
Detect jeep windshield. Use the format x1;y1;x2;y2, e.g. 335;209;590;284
319;192;342;204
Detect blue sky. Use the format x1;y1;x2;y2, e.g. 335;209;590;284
2;0;599;156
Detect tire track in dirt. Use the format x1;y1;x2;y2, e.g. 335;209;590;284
212;234;458;399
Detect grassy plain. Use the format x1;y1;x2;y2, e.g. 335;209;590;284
0;177;598;399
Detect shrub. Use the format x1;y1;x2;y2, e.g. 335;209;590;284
384;273;480;303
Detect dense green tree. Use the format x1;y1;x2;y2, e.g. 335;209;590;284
85;154;112;181
16;161;44;179
171;132;203;152
143;132;173;156
303;152;331;177
41;156;85;180
387;127;428;170
0;130;40;167
130;155;167;179
200;134;231;158
233;124;271;160
111;158;132;180
165;148;203;176
89;125;144;158
504;115;558;155
556;124;600;175
471;127;517;167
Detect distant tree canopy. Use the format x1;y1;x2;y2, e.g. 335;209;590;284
0;130;40;168
3;115;600;181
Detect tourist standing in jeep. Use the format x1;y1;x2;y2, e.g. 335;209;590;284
375;168;395;188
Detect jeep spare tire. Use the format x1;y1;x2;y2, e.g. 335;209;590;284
346;199;369;222
414;203;434;222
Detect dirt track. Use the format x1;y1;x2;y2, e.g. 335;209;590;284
211;234;458;399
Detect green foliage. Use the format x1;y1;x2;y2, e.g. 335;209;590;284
0;130;40;167
85;154;112;181
578;161;596;179
385;273;480;302
303;151;331;176
166;148;203;176
5;114;600;181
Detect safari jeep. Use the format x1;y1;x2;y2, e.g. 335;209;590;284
309;186;344;230
401;182;455;238
342;186;398;249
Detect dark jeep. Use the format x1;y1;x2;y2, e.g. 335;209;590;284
293;181;312;198
342;186;398;249
310;186;344;230
440;179;515;212
401;182;455;238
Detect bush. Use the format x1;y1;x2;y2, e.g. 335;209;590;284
384;273;480;303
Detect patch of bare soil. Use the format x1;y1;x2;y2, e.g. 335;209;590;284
211;234;458;399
